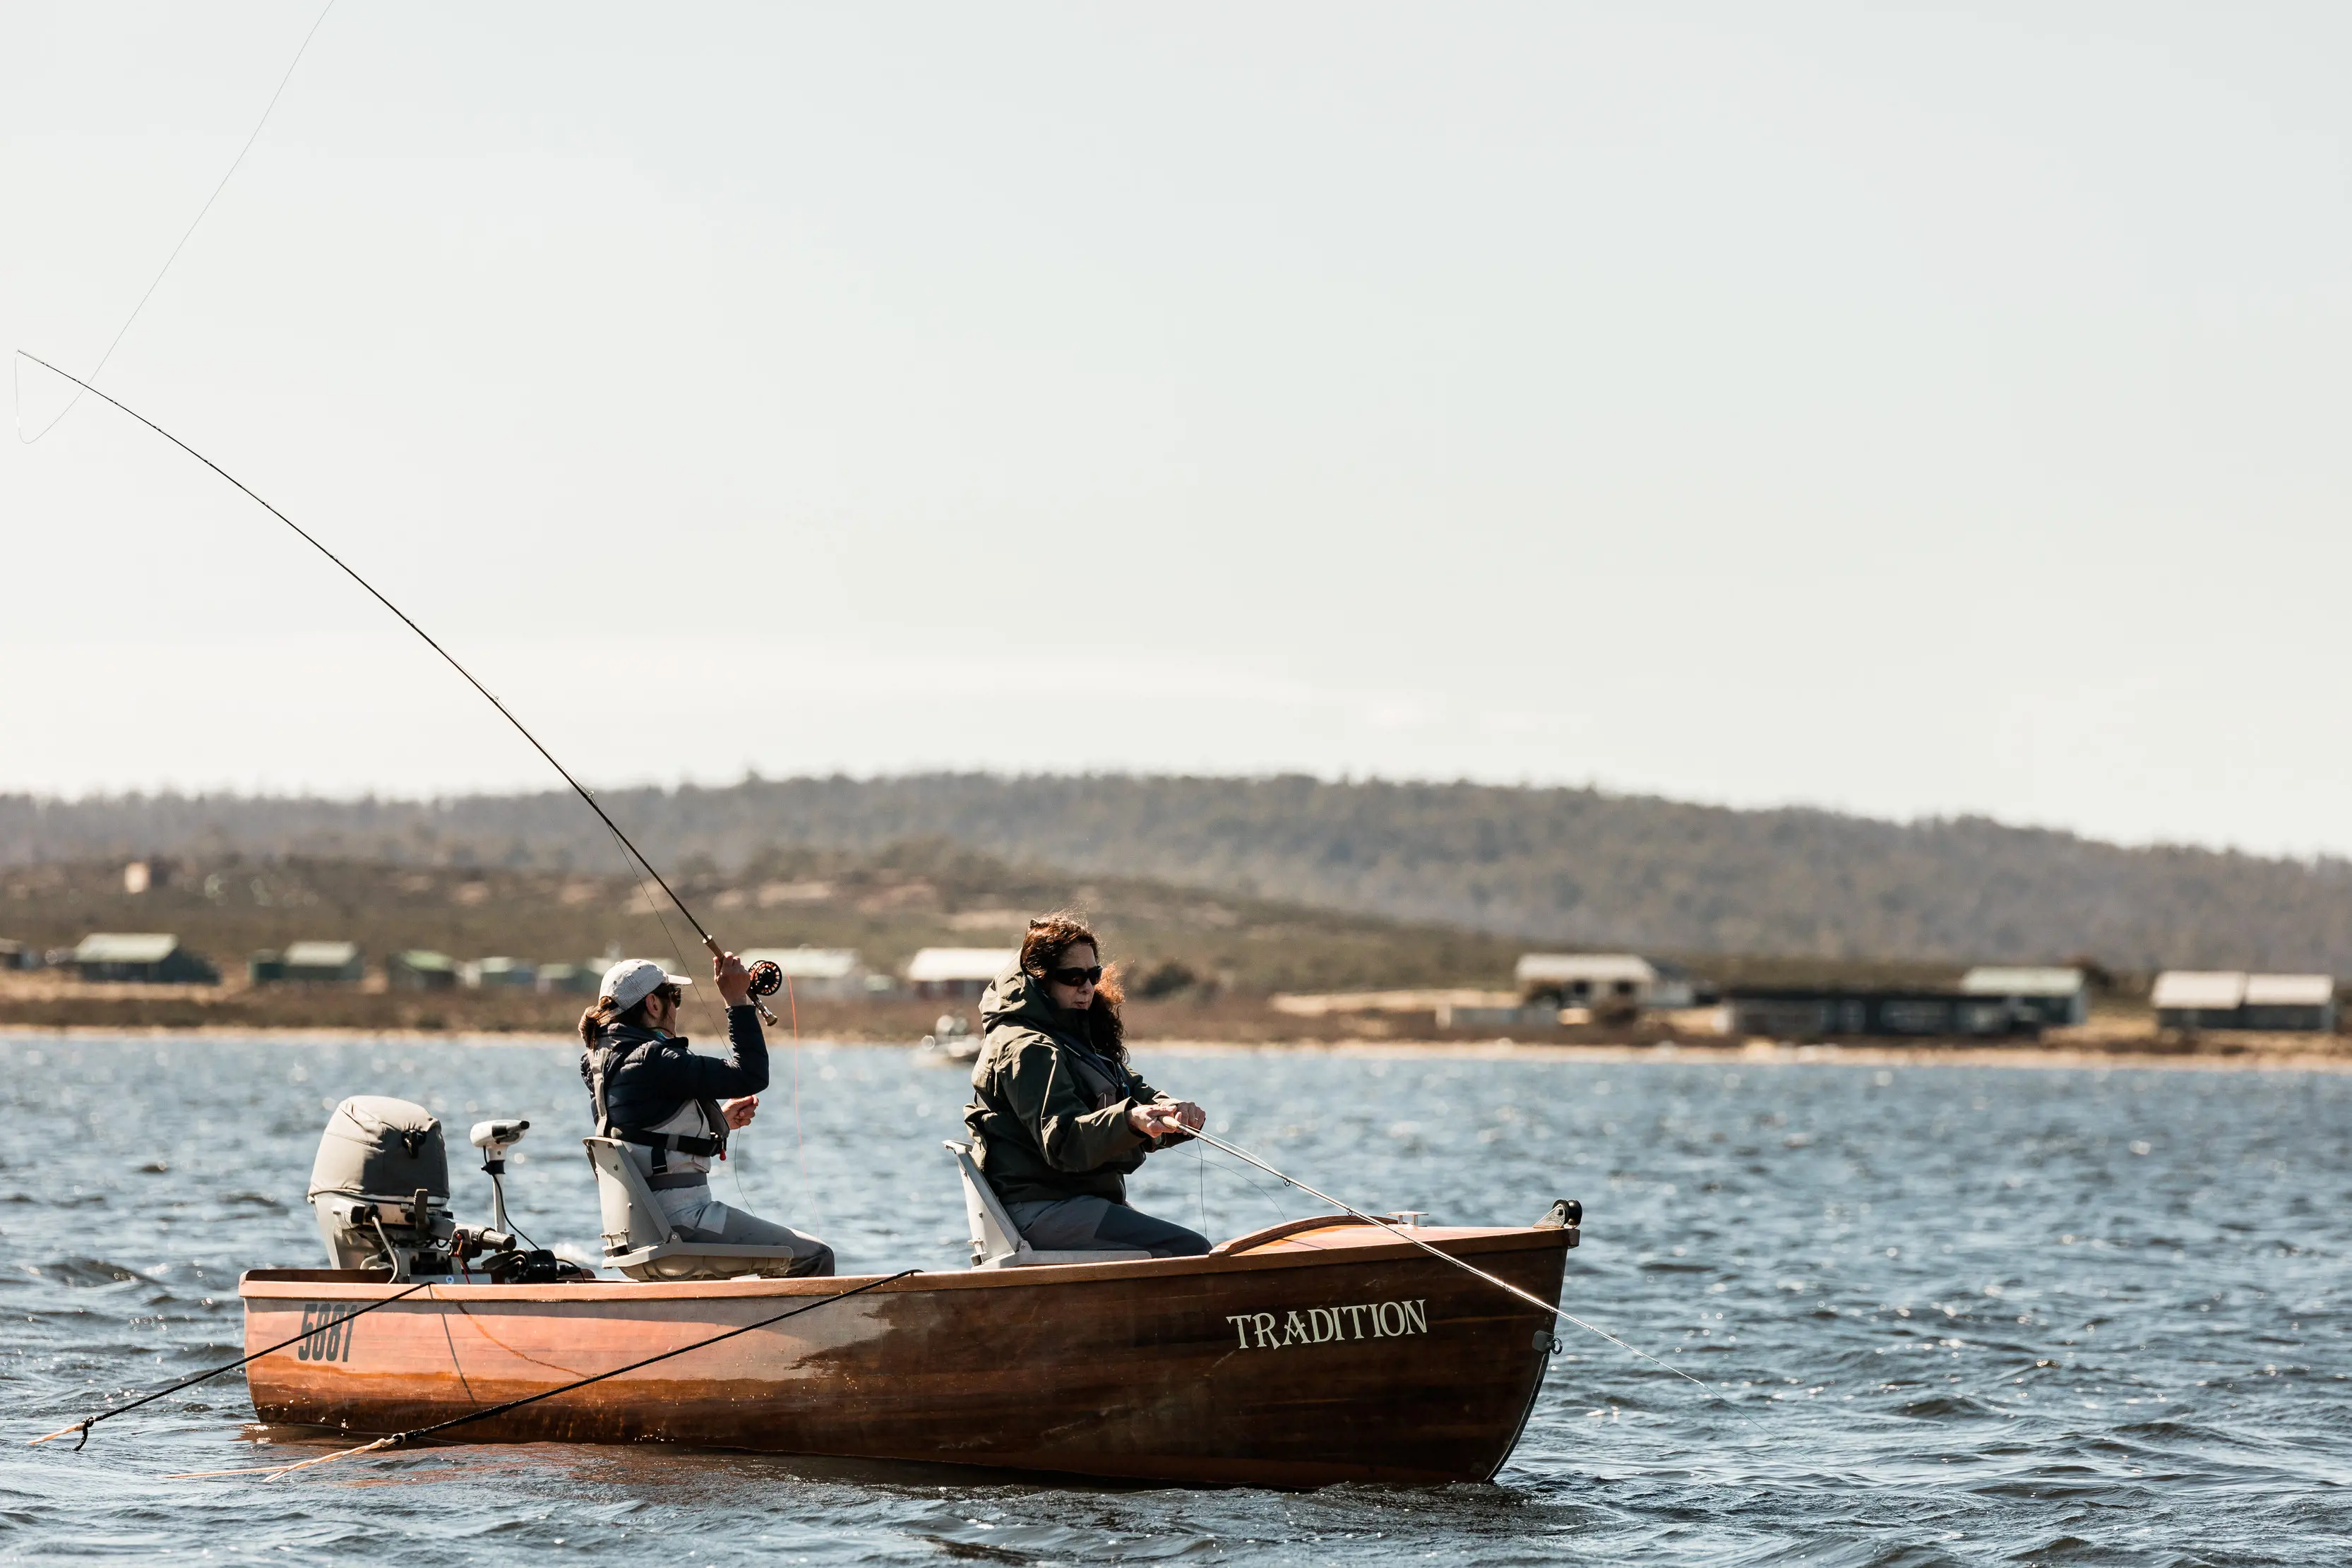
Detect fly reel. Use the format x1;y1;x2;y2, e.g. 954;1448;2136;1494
747;959;785;999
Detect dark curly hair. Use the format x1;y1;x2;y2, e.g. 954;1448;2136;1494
1020;911;1126;1055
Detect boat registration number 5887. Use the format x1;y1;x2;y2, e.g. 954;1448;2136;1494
1224;1298;1428;1351
294;1302;357;1363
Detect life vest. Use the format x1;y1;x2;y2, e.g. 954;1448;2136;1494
587;1031;727;1185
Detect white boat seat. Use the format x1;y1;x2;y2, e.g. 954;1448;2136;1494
583;1137;811;1282
943;1139;1151;1269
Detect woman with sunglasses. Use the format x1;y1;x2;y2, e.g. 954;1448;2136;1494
578;952;834;1275
963;914;1212;1258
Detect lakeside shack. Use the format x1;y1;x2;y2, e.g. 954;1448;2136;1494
68;933;219;986
388;950;458;991
906;947;1015;1002
2151;971;2336;1032
1726;986;2029;1041
535;963;601;995
1959;966;2089;1027
1514;953;1698;1011
463;956;537;990
282;940;365;983
741;947;869;1001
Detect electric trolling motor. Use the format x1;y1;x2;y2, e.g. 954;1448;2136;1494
470;1118;528;1249
450;1118;592;1283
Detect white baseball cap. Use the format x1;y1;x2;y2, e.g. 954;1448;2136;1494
599;958;693;1011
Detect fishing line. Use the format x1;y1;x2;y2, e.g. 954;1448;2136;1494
18;0;338;445
12;351;773;1025
1196;1137;1207;1234
787;973;818;1231
28;1279;431;1451
1186;1126;1748;1418
169;1269;920;1482
732;970;813;1225
631;863;727;1036
1183;1142;1289;1224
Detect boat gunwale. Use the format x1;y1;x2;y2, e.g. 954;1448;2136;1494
239;1223;1572;1305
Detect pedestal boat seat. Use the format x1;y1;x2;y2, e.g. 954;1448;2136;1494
583;1137;811;1281
944;1139;1151;1267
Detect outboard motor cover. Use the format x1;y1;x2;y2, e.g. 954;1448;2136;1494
309;1095;455;1277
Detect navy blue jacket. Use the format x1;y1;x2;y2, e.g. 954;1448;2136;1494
581;1005;769;1135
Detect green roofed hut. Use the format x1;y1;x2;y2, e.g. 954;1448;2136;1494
465;957;537;990
71;933;219;985
388;950;458;991
536;962;602;995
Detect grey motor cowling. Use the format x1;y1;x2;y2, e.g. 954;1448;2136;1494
309;1095;455;1279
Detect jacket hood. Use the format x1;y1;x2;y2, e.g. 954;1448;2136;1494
980;964;1061;1036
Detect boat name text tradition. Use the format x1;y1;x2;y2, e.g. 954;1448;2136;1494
1224;1299;1430;1350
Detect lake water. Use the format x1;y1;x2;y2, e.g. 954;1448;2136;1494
6;1033;2347;1565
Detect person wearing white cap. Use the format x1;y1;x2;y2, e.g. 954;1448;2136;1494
577;949;833;1275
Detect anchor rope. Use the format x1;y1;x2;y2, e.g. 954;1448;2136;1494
174;1269;919;1482
28;1279;432;1450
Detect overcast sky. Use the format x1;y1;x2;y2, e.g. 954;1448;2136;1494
6;4;2350;856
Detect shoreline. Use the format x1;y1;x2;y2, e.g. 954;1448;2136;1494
4;1022;2347;1073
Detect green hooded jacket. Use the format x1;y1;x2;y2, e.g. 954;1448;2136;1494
963;964;1183;1207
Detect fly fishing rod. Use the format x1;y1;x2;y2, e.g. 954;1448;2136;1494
1183;1124;1741;1411
14;351;787;1022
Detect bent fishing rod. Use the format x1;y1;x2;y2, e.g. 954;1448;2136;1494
15;351;784;1022
1183;1124;1747;1417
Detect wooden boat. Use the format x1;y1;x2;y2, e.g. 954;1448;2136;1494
241;1212;1577;1486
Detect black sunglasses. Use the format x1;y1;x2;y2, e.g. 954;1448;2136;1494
1048;965;1104;987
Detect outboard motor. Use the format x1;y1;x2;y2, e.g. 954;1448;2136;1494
308;1096;456;1279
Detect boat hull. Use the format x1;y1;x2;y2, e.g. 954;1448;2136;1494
241;1223;1572;1486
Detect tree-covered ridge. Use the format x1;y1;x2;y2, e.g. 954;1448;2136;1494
7;774;2350;971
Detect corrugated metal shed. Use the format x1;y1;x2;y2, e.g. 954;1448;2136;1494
905;948;1017;984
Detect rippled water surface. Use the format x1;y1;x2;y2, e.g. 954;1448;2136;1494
5;1033;2348;1565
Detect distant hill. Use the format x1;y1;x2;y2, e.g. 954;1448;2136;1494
7;774;2352;971
0;843;1525;1019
